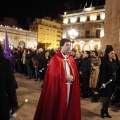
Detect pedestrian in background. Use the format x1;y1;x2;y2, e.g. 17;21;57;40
99;45;117;118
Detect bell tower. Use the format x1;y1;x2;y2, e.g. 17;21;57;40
101;0;120;56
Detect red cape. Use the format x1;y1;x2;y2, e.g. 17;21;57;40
34;51;81;120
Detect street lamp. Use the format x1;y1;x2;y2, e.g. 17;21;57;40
68;29;78;48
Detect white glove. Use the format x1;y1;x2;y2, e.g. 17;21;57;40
102;84;106;88
39;70;42;72
11;113;17;118
9;111;17;118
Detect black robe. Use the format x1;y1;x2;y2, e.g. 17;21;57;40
98;59;116;97
0;56;18;120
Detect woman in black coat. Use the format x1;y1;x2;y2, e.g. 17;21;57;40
0;44;18;120
26;49;35;79
99;45;117;118
38;50;51;88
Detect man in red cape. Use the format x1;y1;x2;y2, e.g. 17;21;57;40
34;38;81;120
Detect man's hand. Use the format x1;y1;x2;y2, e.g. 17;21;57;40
66;75;74;82
10;112;17;118
79;71;82;75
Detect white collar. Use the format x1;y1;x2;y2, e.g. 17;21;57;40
61;52;68;59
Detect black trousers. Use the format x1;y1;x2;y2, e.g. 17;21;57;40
27;66;32;78
82;76;89;97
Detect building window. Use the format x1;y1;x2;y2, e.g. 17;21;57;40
57;35;61;37
85;30;90;38
96;30;100;38
87;16;90;21
68;19;70;23
77;17;80;22
97;15;100;20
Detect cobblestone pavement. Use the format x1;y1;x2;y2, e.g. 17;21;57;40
12;74;120;120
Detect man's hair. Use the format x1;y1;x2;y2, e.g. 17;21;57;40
60;38;70;47
91;58;99;66
85;50;90;56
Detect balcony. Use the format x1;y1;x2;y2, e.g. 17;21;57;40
70;36;101;39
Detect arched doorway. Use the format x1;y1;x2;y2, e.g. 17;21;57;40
94;45;98;51
74;44;80;51
83;43;90;51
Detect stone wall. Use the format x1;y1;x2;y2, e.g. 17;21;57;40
101;0;120;56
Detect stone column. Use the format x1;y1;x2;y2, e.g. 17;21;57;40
101;0;120;56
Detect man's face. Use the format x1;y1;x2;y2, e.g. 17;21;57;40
75;52;80;58
108;51;115;59
83;52;88;58
61;42;71;54
92;52;96;57
18;47;21;51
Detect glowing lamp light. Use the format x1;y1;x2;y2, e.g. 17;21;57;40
63;18;68;24
70;17;77;23
100;12;105;20
68;29;78;39
0;38;3;42
80;15;87;22
15;99;28;113
100;28;104;37
90;14;97;21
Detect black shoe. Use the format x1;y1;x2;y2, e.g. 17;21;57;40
91;99;98;102
81;95;88;98
100;109;105;118
34;79;38;81
91;94;99;102
104;110;112;118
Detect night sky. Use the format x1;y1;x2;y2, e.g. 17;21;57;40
0;0;105;27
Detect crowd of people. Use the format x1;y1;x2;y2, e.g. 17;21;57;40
73;45;120;118
1;38;120;119
11;47;56;83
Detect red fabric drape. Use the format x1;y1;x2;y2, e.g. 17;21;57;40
33;51;81;120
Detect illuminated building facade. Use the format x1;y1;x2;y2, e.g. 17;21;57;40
62;5;105;51
0;25;37;49
29;17;63;49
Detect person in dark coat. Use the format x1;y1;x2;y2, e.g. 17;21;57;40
110;52;120;105
99;45;117;118
15;47;22;74
26;49;35;79
74;51;83;90
79;51;91;98
0;44;18;120
38;50;51;87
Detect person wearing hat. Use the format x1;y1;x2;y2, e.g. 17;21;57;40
98;45;117;118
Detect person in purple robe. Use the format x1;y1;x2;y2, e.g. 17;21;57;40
3;30;18;89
